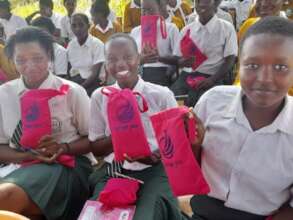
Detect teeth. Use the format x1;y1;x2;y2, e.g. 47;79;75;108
117;70;128;76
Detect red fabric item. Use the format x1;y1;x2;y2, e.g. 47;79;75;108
266;217;273;220
0;68;7;82
180;29;207;71
102;87;151;162
186;75;206;89
151;106;210;196
20;84;75;168
98;178;140;208
141;15;167;49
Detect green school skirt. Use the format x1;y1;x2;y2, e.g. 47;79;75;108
89;162;189;220
0;156;92;220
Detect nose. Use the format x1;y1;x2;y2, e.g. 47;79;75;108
256;66;274;83
116;58;128;71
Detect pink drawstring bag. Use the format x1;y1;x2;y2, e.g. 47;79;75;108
102;87;151;162
150;106;210;196
180;29;207;71
186;76;206;89
99;178;140;208
141;15;167;49
20;84;75;168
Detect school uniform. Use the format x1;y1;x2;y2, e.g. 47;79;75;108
123;0;141;33
191;85;293;220
67;34;104;80
188;8;234;25
49;43;68;77
60;15;75;41
90;20;122;43
0;14;27;39
172;15;238;106
0;73;97;220
89;77;188;220
49;13;62;30
0;44;18;81
130;22;180;87
167;0;193;25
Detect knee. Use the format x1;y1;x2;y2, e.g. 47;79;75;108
0;183;17;201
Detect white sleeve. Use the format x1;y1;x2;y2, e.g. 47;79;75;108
60;17;68;38
169;24;180;53
223;24;238;57
93;40;105;65
88;90;108;141
70;85;90;136
193;89;209;123
173;28;186;56
0;105;9;144
54;45;68;76
164;88;178;109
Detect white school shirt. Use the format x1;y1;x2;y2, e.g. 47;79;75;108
194;86;293;216
0;73;97;164
60;15;75;40
49;43;68;76
89;77;177;171
50;13;62;29
130;21;180;68
174;15;238;75
0;15;27;39
221;0;253;29
67;35;105;79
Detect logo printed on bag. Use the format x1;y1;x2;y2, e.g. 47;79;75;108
119;211;130;220
143;24;152;35
116;100;135;123
25;102;40;122
160;130;174;159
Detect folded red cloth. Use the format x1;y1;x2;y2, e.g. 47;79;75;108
98;178;140;208
186;75;206;89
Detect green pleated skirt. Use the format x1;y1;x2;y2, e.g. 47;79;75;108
0;156;92;220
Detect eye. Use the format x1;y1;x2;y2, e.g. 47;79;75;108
273;64;288;72
243;63;259;70
15;59;26;65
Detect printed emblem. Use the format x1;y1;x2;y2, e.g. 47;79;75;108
159;130;174;159
25;102;39;122
116;100;134;123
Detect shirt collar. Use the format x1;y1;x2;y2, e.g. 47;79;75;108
114;76;144;94
95;20;113;34
130;0;140;8
16;72;55;96
196;15;218;33
224;89;293;135
167;0;182;12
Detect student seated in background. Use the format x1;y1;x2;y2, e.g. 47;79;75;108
60;0;77;44
0;27;95;220
130;0;180;87
90;0;122;43
247;0;286;19
26;0;62;37
161;0;185;30
123;0;141;33
172;0;237;107
0;0;27;40
0;44;18;83
67;13;105;95
191;16;293;220
88;33;189;220
31;16;68;78
167;0;193;25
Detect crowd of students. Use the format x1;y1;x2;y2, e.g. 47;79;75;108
0;0;293;220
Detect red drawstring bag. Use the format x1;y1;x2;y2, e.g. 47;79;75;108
98;178;140;208
102;87;151;162
141;15;167;49
150;106;210;196
186;75;206;89
20;84;75;168
180;29;207;71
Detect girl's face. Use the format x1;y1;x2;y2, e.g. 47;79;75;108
142;0;161;15
168;0;177;8
13;42;51;88
255;0;284;17
71;15;89;40
64;0;76;15
91;11;106;25
105;38;140;86
240;34;293;108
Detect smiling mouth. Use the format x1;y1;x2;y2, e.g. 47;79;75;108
116;70;129;77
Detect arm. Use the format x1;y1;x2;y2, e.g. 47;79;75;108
272;206;293;220
0;144;34;164
90;136;113;157
26;11;40;24
82;62;103;89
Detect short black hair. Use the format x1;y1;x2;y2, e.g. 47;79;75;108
4;27;54;61
31;16;56;35
91;0;110;17
240;16;293;54
0;0;10;9
105;33;138;54
39;0;53;7
71;13;90;26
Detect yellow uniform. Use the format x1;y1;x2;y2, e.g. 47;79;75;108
171;15;185;31
172;1;193;24
90;21;122;43
123;1;141;33
0;44;18;81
